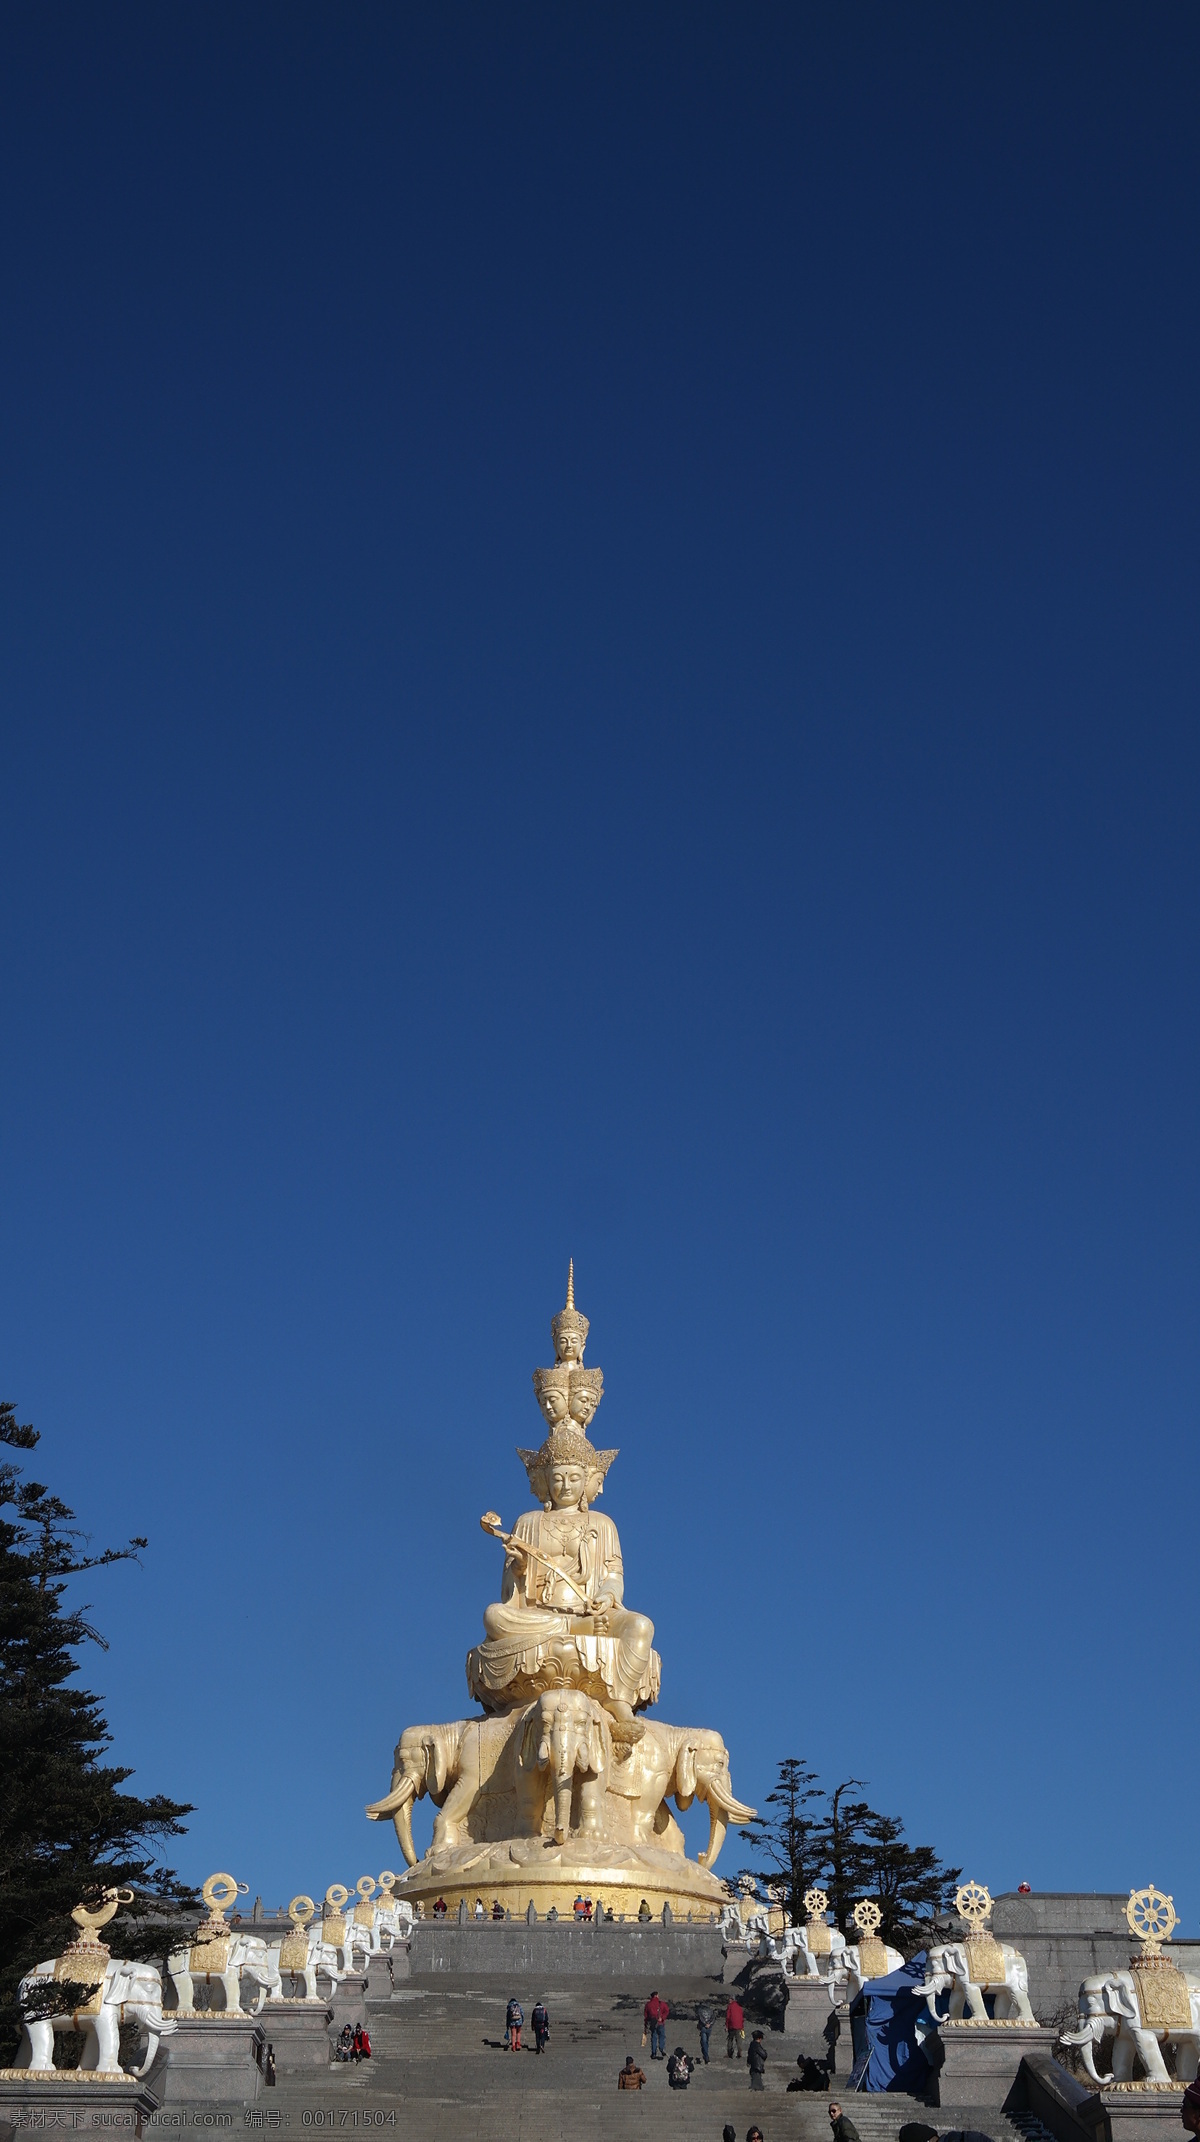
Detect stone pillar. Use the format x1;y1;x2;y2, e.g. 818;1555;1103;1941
936;2021;1059;2108
783;1975;835;2052
153;2013;265;2103
258;2001;334;2077
1097;2085;1187;2142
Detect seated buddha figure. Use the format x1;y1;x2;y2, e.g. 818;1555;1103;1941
468;1271;658;1729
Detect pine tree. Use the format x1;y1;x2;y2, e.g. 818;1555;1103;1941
736;1754;823;1924
857;1810;960;1952
816;1777;874;1932
0;1403;196;2058
737;1757;960;1957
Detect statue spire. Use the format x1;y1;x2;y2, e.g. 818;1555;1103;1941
566;1258;575;1310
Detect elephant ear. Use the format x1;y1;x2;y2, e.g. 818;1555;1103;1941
676;1742;698;1801
519;1707;540;1771
428;1729;453;1798
585;1710;607;1776
1105;1975;1139;2022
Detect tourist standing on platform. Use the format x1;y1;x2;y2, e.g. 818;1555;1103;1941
748;2030;767;2090
531;1999;549;2053
696;1997;715;2063
505;1997;523;2050
644;1990;670;2060
829;2102;862;2142
618;2056;646;2089
725;1995;745;2057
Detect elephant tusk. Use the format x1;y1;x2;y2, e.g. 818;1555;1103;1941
707;1781;756;1825
700;1805;727;1871
394;1793;418;1867
366;1774;417;1820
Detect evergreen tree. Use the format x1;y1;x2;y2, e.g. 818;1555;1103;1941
0;1403;195;2058
736;1754;823;1924
857;1810;960;1952
816;1777;873;1932
736;1756;960;1956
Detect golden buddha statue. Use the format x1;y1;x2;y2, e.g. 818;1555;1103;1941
467;1265;659;1729
368;1263;753;1920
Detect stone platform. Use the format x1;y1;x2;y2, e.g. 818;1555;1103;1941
936;2019;1059;2107
0;2072;158;2140
150;2012;264;2103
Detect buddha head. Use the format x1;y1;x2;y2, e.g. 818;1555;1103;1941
517;1423;618;1510
532;1366;572;1429
568;1367;603;1430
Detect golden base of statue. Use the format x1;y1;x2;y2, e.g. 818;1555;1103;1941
368;1270;754;1918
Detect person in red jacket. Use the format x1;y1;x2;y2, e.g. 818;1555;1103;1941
725;1996;745;2058
643;1990;670;2061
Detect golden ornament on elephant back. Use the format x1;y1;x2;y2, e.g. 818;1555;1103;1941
804;1887;833;1954
1125;1884;1190;2028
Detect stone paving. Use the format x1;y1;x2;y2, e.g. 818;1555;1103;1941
249;1975;1028;2142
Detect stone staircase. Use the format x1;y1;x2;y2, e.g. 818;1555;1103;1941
259;1975;1032;2142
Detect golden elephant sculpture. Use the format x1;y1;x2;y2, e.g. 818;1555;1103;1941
625;1722;754;1870
365;1690;612;1863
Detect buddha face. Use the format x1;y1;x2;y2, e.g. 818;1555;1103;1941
533;1366;571;1428
548;1461;587;1509
569;1379;600;1429
553;1321;586;1365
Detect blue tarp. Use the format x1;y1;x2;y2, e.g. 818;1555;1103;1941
847;1951;940;2094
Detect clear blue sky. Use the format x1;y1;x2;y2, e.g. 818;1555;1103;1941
2;4;1197;1921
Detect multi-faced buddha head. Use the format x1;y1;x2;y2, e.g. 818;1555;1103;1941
519;1266;616;1507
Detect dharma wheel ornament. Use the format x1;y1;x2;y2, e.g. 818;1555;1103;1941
852;1898;890;1980
804;1887;832;1955
956;1880;1007;1989
1126;1885;1191;2031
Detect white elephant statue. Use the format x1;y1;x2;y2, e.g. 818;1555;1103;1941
19;1957;176;2077
781;1923;847;1978
263;1895;352;2002
912;1939;1035;2023
167;1930;274;2014
830;1937;906;2003
1062;1970;1200;2085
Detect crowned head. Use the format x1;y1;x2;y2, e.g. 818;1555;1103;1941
517;1423;618;1510
551;1259;589;1365
532;1365;572;1429
568;1366;603;1429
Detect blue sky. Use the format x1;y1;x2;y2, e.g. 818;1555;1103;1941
1;3;1197;1921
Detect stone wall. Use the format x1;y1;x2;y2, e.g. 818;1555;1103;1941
409;1917;725;1978
990;1893;1200;2018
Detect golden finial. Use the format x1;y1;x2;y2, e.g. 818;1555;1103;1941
551;1261;589;1364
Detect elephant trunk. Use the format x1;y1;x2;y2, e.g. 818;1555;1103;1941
552;1773;573;1846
